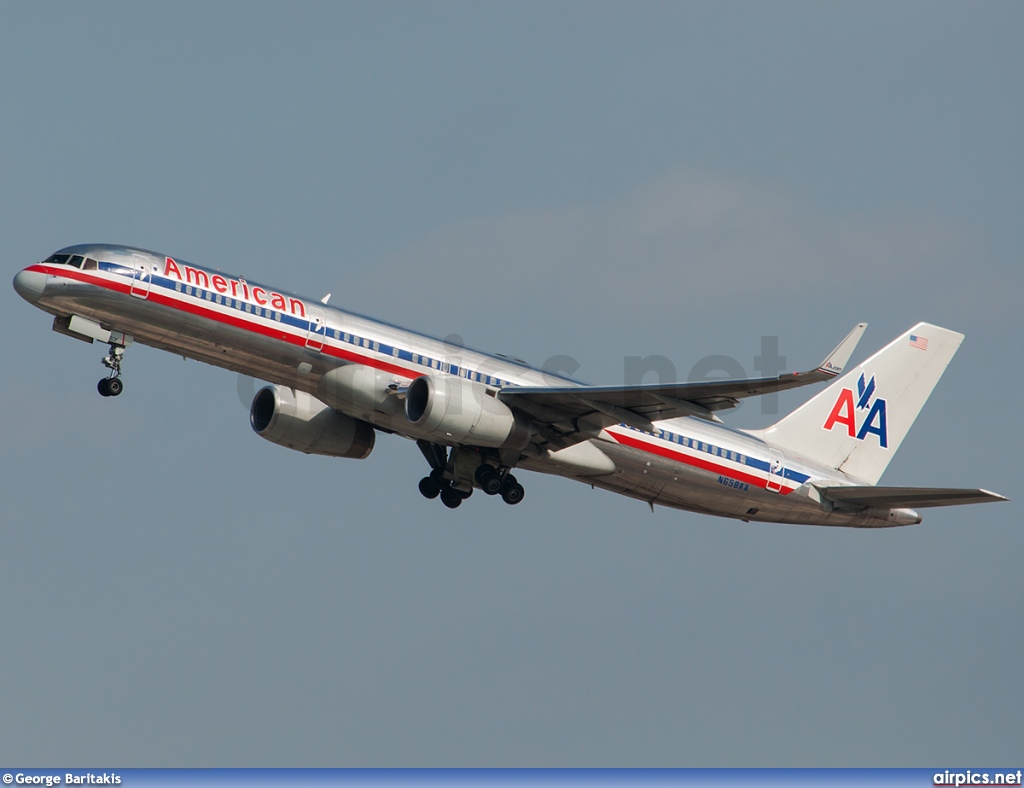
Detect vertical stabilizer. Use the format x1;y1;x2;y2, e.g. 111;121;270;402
758;323;963;484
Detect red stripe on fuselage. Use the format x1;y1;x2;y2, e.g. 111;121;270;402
609;428;794;495
28;264;422;380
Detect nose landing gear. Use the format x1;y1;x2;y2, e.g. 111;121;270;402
97;342;126;397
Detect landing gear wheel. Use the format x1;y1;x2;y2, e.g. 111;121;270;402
475;465;504;495
418;476;441;500
440;487;463;509
501;481;525;505
97;378;111;397
106;377;123;397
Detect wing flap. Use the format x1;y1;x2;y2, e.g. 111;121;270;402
819;486;1009;510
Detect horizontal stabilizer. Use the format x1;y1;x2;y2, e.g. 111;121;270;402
819;486;1009;510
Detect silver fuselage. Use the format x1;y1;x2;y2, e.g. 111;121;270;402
14;244;918;527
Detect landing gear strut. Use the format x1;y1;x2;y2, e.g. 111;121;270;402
98;342;126;397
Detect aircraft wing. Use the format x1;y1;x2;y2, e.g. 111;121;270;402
498;323;867;440
819;486;1009;509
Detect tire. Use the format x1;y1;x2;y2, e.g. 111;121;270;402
475;465;503;495
106;377;124;397
440;488;463;509
418;476;441;500
97;378;111;397
501;482;525;505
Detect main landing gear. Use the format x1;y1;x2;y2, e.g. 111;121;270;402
474;463;525;505
418;470;473;509
97;342;125;397
416;441;525;510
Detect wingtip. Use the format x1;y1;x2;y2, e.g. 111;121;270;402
816;322;868;376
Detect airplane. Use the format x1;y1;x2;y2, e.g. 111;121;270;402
13;244;1007;526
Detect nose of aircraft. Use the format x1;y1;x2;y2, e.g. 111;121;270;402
13;268;46;303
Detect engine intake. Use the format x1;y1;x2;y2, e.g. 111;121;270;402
405;375;531;449
250;385;375;459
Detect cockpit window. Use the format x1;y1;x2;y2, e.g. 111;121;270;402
44;254;70;265
68;255;85;269
84;258;98;270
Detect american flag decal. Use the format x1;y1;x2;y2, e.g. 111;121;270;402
909;334;929;350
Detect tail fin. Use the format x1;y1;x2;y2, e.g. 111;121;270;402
758;323;964;484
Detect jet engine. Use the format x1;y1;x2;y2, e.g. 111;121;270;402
250;385;375;459
404;375;532;449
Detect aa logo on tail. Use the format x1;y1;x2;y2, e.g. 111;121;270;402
823;373;888;447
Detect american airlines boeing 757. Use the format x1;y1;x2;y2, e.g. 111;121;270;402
13;244;1007;526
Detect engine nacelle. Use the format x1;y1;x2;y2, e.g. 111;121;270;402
250;385;375;459
405;375;532;449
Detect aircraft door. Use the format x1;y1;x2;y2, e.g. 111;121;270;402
305;314;326;352
767;448;785;493
129;254;152;299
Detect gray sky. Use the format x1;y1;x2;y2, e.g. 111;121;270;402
1;1;1021;766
